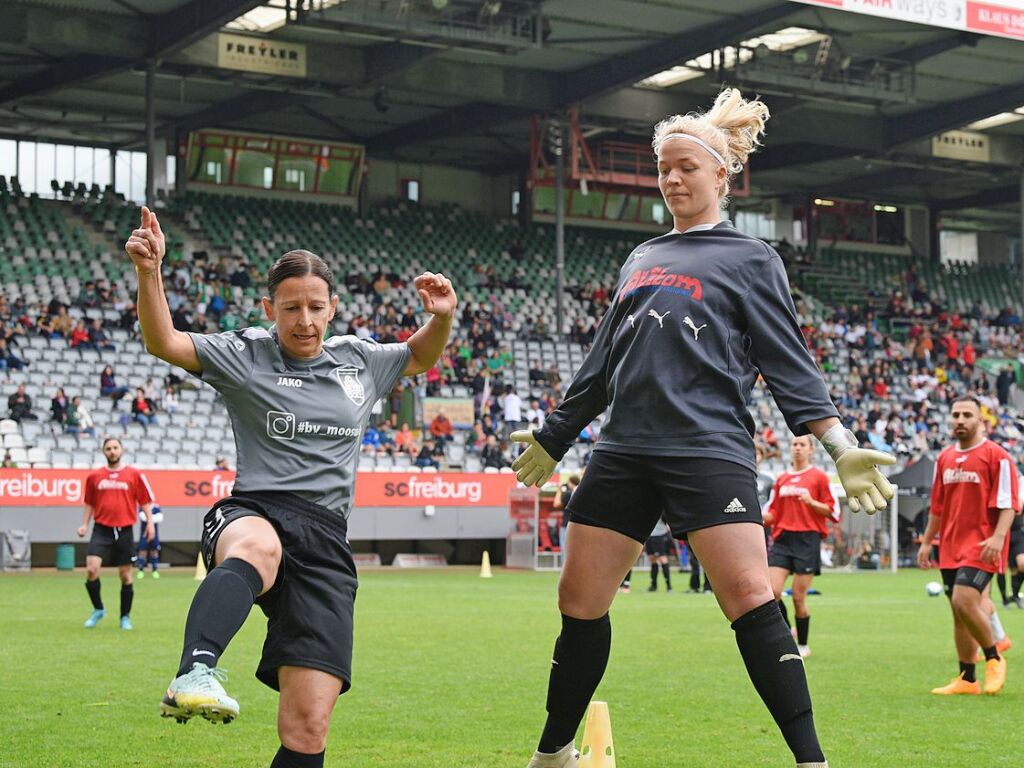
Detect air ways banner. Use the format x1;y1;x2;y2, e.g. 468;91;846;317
0;469;518;508
791;0;1024;41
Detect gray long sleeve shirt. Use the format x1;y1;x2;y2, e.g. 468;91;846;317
535;221;838;472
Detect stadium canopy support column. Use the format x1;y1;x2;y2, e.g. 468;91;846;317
805;194;817;258
928;206;941;264
889;486;899;573
145;59;157;207
554;117;565;337
1020;170;1024;283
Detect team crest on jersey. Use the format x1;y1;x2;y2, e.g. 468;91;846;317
332;365;365;406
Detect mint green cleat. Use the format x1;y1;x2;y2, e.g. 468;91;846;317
136;569;145;580
84;609;106;628
160;664;239;725
151;570;160;580
120;616;133;631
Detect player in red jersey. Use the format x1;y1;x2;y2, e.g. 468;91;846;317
764;435;837;658
918;397;1017;695
76;437;155;630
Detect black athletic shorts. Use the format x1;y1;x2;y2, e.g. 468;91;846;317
644;532;674;557
941;566;994;597
200;491;358;695
768;530;823;575
87;524;136;566
1008;527;1024;562
565;452;763;543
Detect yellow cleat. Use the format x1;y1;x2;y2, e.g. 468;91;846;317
984;656;1007;695
930;673;980;695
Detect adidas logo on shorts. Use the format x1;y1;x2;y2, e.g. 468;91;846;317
723;497;746;514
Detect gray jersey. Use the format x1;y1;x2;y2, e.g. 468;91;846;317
189;327;410;517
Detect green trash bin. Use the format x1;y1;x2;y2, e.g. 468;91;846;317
55;543;75;571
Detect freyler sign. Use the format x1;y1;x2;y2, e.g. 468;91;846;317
217;33;307;77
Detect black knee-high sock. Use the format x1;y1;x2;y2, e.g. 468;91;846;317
997;573;1008;603
85;579;103;610
177;558;263;677
537;613;612;754
1012;572;1024;599
120;584;134;618
778;599;790;628
269;746;324;768
732;600;824;764
796;615;810;646
649;563;658;587
661;563;671;589
690;559;701;591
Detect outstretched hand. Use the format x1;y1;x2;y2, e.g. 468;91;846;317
125;206;165;274
413;272;457;318
835;448;896;514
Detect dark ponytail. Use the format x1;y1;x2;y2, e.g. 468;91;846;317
267;250;334;299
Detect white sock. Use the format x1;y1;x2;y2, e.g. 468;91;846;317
797;763;829;768
990;610;1006;642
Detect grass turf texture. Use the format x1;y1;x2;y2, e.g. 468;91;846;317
1;568;1021;767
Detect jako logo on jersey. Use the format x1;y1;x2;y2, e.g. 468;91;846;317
332;365;365;406
619;266;702;303
276;376;303;388
943;468;981;484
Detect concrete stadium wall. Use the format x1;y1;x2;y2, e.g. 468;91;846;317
365;159;514;217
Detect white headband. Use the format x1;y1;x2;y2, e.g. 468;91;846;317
658;133;726;167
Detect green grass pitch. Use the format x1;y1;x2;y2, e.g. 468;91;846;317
1;568;1021;767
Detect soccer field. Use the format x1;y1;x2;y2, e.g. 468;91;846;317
1;568;1021;768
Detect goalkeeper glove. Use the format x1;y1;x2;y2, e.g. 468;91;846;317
820;424;896;514
510;430;558;488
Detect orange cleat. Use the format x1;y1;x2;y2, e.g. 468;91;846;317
931;673;981;695
984;656;1007;694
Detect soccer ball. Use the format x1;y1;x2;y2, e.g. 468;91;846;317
925;581;943;597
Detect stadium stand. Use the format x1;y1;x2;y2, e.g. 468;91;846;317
2;176;1023;485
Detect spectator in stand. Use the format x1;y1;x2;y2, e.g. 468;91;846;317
0;337;27;371
997;367;1015;407
429;411;454;443
66;396;96;441
502;385;524;438
70;319;94;350
130;387;158;432
8;384;37;422
525;398;546;429
214;457;232;471
529;359;547;386
100;365;129;403
2;450;15;468
88;319;116;351
50;387;70;426
361;425;385;457
395;422;417;456
415;439;441;469
481;434;508;469
162;386;179;417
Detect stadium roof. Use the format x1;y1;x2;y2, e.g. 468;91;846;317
3;0;1024;225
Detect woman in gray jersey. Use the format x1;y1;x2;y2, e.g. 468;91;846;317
514;89;895;768
125;208;456;768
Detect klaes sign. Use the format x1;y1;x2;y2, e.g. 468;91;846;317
790;0;1024;41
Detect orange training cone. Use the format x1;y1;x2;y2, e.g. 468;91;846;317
578;701;615;767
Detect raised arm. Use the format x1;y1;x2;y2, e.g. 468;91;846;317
403;272;457;375
125;207;200;373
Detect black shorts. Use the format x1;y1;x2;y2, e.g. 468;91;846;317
87;524;136;566
768;530;823;575
565;452;763;543
201;491;358;695
941;566;994;597
1008;528;1024;562
644;533;674;557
